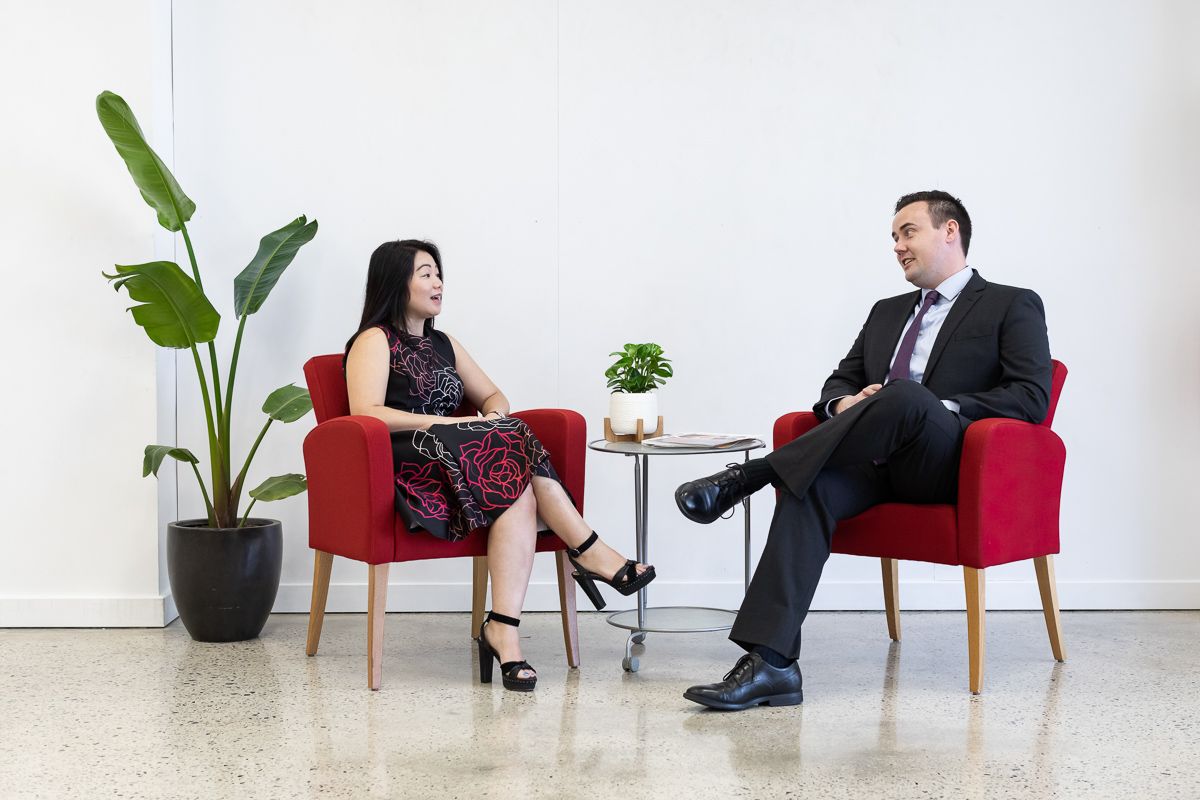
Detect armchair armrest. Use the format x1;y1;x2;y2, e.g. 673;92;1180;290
511;408;587;514
303;415;395;564
957;418;1067;568
773;411;821;449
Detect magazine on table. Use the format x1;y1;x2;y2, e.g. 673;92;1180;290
643;432;761;449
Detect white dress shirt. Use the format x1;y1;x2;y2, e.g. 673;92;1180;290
829;267;975;417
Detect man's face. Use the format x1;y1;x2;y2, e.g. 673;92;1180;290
891;201;957;289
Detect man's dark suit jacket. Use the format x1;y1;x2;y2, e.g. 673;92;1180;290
815;270;1052;427
765;270;1051;499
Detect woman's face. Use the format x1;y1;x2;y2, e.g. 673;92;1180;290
405;250;443;321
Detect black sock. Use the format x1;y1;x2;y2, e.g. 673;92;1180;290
752;645;796;668
738;458;779;493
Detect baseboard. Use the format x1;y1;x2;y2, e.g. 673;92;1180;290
272;579;1200;614
5;580;1196;627
0;593;178;628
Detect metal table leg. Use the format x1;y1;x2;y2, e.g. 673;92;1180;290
744;450;752;594
624;455;652;671
624;454;649;671
635;454;648;642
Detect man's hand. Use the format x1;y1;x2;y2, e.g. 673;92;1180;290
834;384;882;415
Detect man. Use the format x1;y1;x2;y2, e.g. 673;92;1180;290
675;190;1051;711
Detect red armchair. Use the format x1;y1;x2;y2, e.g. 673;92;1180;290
301;354;584;689
773;360;1068;693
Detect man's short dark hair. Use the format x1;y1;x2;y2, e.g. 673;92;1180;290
895;190;972;256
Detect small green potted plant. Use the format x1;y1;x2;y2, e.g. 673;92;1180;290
97;90;317;642
604;343;673;437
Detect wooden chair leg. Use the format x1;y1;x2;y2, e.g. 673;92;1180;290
964;566;986;694
881;558;901;641
471;556;488;637
367;563;389;691
305;550;334;656
1034;555;1066;662
555;549;581;667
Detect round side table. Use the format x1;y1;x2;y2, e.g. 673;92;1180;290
586;437;765;672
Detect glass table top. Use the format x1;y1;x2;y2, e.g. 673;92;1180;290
587;438;764;456
606;606;737;633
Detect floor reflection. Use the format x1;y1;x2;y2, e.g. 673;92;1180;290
7;611;1193;799
876;640;901;753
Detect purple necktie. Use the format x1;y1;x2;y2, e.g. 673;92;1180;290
887;290;940;383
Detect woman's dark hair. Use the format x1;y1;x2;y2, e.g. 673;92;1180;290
346;239;442;352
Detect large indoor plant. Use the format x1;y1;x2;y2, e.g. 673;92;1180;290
605;342;673;435
97;90;317;642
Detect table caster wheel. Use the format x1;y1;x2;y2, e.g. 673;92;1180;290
631;632;647;645
622;656;640;673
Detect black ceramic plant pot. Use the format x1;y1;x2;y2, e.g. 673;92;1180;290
167;519;283;642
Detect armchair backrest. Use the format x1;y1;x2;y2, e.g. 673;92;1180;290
304;355;350;424
1041;359;1068;428
302;354;478;425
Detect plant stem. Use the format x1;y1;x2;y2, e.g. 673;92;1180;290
222;313;250;476
179;223;204;291
181;223;226;470
238;498;258;529
189;344;226;527
229;416;272;520
189;462;214;520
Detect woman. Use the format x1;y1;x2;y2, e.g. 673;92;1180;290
345;240;655;692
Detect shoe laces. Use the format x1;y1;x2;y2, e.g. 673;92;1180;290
717;463;745;520
723;653;757;682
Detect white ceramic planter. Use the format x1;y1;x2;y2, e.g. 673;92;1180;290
608;391;659;435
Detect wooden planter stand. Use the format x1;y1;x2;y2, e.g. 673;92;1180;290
603;416;664;443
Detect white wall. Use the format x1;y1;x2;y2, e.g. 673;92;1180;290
0;0;175;626
167;0;1200;613
5;1;1198;625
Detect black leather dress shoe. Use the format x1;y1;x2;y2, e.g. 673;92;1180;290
683;652;804;711
674;464;752;524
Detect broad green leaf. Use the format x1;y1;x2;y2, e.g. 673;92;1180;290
262;383;313;423
233;216;319;318
96;91;195;231
104;261;220;348
143;445;198;477
249;473;308;501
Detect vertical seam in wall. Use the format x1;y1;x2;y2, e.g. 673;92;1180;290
555;0;561;406
169;0;179;521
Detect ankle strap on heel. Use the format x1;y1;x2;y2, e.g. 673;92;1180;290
486;610;521;628
567;531;599;558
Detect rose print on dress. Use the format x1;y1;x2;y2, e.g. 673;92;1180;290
458;428;533;511
383;326;464;416
364;326;565;542
395;461;452;521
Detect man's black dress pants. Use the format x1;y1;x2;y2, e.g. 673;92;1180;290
729;380;966;659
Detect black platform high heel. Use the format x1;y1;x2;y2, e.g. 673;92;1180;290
476;611;537;692
567;531;657;611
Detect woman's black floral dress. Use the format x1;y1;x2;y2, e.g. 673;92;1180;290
352;325;563;542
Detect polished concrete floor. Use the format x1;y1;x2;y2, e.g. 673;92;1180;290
2;611;1198;799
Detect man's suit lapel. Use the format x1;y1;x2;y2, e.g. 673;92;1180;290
923;271;987;384
871;290;921;380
